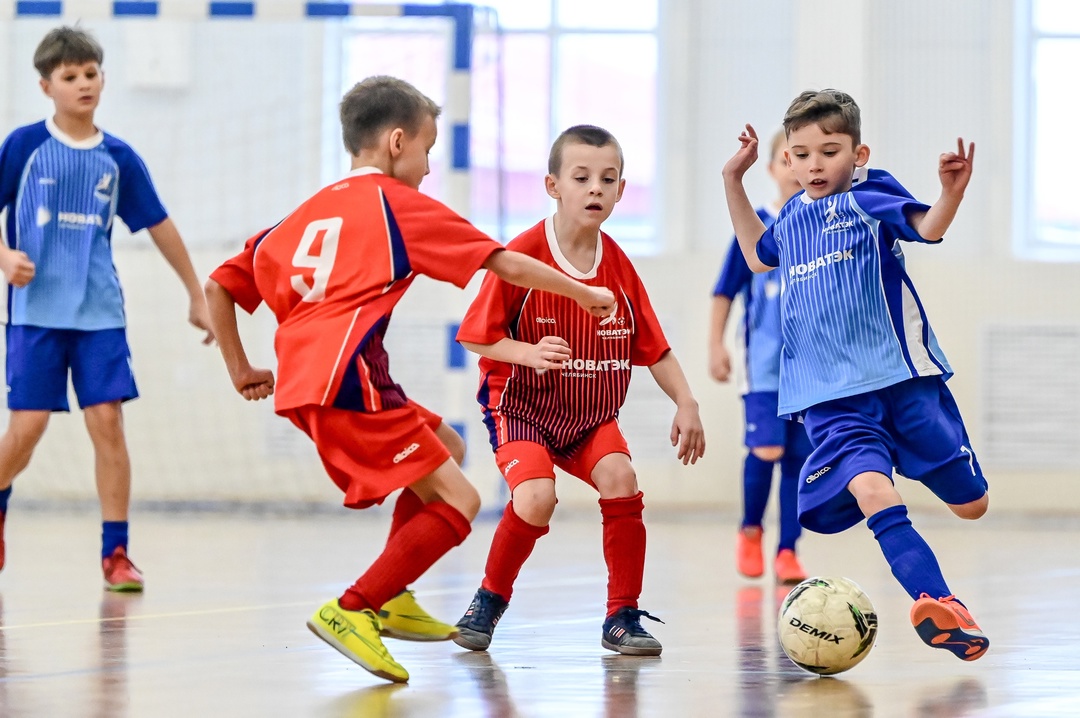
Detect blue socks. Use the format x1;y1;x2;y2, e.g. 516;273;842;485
102;521;129;559
867;504;950;600
777;451;805;551
741;453;774;528
0;486;11;514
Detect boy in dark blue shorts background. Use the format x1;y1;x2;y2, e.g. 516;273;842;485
722;89;989;661
0;27;213;590
710;129;813;584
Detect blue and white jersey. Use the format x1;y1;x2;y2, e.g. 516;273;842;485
0;118;167;330
755;169;952;415
712;207;783;394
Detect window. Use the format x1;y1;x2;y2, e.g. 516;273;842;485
1016;0;1080;260
336;0;661;252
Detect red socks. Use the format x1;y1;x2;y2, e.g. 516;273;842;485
388;487;425;539
339;500;471;612
480;501;549;600
600;491;646;617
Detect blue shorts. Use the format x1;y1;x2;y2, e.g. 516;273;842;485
743;391;813;457
798;376;987;535
5;325;139;412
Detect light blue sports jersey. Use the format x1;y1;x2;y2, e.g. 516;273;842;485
712;207;783;393
755;169;952;415
0;118;167;330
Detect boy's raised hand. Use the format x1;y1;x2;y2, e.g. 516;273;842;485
0;247;35;287
939;137;975;197
578;285;615;317
525;336;571;372
722;124;760;182
671;402;705;465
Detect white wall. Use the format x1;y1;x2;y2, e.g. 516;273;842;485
3;1;1077;516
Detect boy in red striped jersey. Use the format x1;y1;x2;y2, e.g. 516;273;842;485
204;78;615;684
453;125;706;656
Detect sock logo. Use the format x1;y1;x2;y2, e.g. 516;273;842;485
805;466;831;484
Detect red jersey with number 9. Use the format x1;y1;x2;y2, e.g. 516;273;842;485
210;167;501;413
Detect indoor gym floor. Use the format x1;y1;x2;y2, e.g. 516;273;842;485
0;507;1075;717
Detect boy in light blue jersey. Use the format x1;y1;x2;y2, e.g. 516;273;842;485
0;27;213;590
710;129;812;585
722;90;989;661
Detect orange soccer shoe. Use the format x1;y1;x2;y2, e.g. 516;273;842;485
773;549;807;585
736;526;764;578
910;594;989;661
103;546;144;593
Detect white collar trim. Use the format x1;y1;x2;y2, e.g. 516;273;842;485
348;166;384;177
45;116;103;150
544;215;602;279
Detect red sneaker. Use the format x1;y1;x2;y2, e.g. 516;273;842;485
736;526;764;578
102;546;144;593
910;594;988;661
774;549;807;585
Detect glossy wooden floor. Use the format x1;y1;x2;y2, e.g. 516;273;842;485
0;508;1076;717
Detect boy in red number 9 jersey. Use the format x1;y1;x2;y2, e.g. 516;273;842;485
204;78;615;684
453;126;706;656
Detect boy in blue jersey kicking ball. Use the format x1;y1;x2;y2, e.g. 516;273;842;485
0;27;213;590
722;89;989;661
710;129;813;585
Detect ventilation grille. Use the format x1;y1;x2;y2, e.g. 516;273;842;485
982;325;1080;468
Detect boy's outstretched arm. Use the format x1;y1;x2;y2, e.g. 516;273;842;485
648;352;705;465
204;279;275;401
721;124;774;273
708;294;734;382
483;250;614;317
460;336;571;371
147;218;215;344
908;138;975;241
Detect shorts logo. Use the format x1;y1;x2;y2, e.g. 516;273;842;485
535;317;556;324
393;442;421;464
805;466;831;484
503;458;519;476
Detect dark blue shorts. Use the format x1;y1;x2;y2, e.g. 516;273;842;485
743;390;813;457
5;325;139;412
798;376;987;535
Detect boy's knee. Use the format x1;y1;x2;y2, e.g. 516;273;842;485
592;456;638;498
512;479;557;525
4;412;50;447
751;445;784;463
948;493;988;520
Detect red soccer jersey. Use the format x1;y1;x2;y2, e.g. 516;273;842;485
457;217;670;454
211;168;501;413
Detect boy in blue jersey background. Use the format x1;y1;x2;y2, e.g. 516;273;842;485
0;27;213;591
709;129;813;585
722;89;989;661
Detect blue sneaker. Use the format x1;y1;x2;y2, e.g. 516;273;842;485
453;588;509;651
602;607;664;656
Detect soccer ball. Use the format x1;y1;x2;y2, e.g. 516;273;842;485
777;576;878;675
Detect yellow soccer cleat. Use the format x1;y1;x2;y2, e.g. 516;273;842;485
379;589;459;642
307;599;409;683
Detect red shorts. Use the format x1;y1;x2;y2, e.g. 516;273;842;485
281;401;450;509
494;419;630;492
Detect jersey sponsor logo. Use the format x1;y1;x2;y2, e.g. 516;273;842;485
503;458;519;476
805;465;831;484
788;249;855;282
57;211;104;228
535;317;556;324
596;327;632;338
560;358;630;373
36;207;51;227
94;173;114;202
392;442;421;464
824;199;839;223
598;301;623;327
822;198;856;233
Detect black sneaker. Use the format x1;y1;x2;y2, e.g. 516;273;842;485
601;607;664;656
453;588;509;651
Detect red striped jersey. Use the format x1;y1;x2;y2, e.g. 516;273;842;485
457;217;669;454
211;167;501;413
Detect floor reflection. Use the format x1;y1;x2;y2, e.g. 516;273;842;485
96;591;141;718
